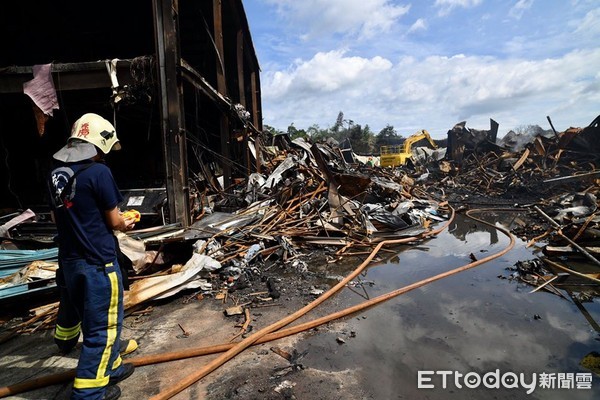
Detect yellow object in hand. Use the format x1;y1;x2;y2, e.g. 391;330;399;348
122;209;141;223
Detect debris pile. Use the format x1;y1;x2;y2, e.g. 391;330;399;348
0;131;449;339
119;137;449;309
479;115;600;305
435;116;600;202
1;114;599;341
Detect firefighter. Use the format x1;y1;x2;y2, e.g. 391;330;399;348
48;113;136;400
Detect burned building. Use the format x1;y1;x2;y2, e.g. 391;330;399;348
0;0;263;227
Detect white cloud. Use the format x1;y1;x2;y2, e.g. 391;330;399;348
407;18;427;34
264;0;410;39
574;8;600;35
434;0;482;16
504;7;599;58
508;0;534;20
261;49;600;137
263;50;393;98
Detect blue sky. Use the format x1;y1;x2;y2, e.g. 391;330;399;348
244;0;599;139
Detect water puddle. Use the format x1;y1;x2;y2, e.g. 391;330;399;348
298;212;600;399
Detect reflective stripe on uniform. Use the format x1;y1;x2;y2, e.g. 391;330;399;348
112;355;123;370
96;270;119;381
73;375;110;389
54;322;81;341
73;270;119;390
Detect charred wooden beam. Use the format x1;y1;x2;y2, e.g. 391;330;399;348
180;59;261;134
236;29;250;175
213;0;231;190
152;0;190;227
180;59;229;108
250;71;262;131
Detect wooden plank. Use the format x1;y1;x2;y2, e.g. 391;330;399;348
512;148;530;171
543;258;600;285
529;275;559;293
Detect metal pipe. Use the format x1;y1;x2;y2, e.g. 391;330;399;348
543;171;600;183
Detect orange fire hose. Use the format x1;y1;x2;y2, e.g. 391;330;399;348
147;208;457;400
135;207;514;368
0;208;516;398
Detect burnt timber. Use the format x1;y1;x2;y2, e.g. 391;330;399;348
0;0;263;226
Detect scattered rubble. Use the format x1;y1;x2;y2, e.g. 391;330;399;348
1;114;600;395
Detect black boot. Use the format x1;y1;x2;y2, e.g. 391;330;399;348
102;385;121;400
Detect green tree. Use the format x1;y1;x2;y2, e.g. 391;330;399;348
347;123;374;154
286;123;307;140
363;124;375;154
263;124;285;136
375;124;403;148
332;111;344;134
307;124;329;141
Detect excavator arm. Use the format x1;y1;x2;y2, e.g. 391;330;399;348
380;129;438;167
402;130;438;153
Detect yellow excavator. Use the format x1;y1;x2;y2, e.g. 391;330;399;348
380;129;438;167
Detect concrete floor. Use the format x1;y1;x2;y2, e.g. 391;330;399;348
0;265;355;400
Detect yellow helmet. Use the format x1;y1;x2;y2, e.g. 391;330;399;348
69;113;121;154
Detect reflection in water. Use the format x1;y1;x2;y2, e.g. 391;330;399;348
448;213;499;245
298;212;600;400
